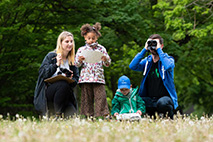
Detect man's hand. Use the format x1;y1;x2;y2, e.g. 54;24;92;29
145;38;151;50
155;39;162;49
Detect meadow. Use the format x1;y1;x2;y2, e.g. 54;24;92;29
0;114;212;142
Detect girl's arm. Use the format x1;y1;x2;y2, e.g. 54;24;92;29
102;47;111;67
74;48;84;67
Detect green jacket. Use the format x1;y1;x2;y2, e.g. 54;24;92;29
111;87;146;115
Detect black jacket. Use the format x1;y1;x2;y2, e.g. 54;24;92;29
34;51;79;115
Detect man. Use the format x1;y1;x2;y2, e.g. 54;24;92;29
129;34;178;119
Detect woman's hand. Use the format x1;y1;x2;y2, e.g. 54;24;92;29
68;70;73;79
78;56;85;62
56;53;62;66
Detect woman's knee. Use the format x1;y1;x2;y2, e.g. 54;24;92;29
56;80;70;90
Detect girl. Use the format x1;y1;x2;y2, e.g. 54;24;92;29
34;31;79;117
75;22;111;117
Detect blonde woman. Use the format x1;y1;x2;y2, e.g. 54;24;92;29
34;31;79;117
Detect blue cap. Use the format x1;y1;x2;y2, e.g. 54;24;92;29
118;75;131;89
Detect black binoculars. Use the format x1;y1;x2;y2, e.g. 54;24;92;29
147;40;157;50
57;68;72;77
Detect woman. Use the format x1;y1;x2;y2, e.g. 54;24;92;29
34;31;79;117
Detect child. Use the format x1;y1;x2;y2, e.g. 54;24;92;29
111;75;146;117
75;22;111;117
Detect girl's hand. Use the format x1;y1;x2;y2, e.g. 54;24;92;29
114;113;119;117
101;56;107;62
78;56;85;62
56;53;62;66
136;110;142;116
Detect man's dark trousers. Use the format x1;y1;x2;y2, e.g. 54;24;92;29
142;96;174;119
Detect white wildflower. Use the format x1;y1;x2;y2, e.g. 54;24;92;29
133;136;141;142
99;118;103;122
18;131;26;137
200;116;205;120
102;125;110;132
18;118;22;122
15;114;19;118
42;115;48;120
126;136;130;140
188;120;194;126
55;133;61;139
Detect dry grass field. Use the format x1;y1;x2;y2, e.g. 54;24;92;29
0;114;212;142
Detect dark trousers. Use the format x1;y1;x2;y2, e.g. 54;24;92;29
142;96;174;119
46;80;73;115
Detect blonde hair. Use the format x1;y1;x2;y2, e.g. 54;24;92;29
55;31;75;65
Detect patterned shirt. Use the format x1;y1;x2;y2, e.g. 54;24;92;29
75;43;111;84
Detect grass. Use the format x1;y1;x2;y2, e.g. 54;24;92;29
0;114;212;142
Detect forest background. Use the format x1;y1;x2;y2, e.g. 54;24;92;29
0;0;212;117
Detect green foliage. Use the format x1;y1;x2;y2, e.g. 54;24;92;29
0;0;212;116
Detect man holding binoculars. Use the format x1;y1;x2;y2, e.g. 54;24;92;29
129;34;178;119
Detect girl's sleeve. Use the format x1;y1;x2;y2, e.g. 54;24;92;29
74;48;83;67
136;95;146;114
39;53;58;79
111;97;120;115
102;47;111;67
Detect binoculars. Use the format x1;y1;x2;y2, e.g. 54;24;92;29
57;68;72;77
147;40;157;50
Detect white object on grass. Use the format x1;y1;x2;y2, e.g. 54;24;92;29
116;113;141;121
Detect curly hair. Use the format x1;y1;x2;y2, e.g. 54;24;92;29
80;22;102;37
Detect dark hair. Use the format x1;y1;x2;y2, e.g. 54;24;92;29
80;22;102;37
149;34;164;44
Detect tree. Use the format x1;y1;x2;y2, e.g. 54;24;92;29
0;0;212;116
153;0;213;115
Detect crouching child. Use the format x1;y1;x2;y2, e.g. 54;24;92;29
111;75;146;118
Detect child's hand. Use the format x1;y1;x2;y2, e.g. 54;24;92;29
101;56;107;62
78;56;85;62
114;113;119;117
136;110;142;116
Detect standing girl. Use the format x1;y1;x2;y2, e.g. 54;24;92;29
34;31;79;117
75;22;111;117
